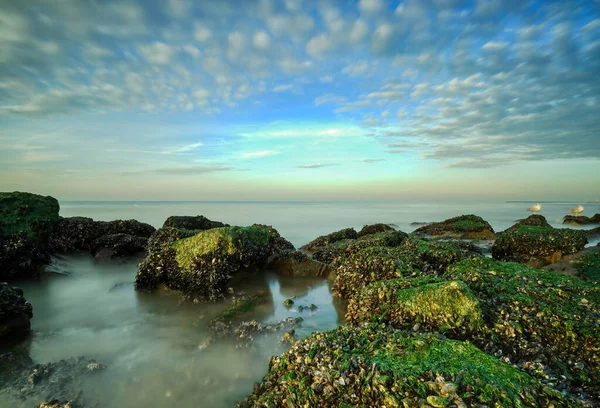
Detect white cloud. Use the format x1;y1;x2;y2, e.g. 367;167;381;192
349;19;369;45
193;23;212;42
359;0;386;15
306;34;335;58
279;58;313;73
138;42;173;64
242;150;278;158
319;75;334;83
481;41;508;52
193;88;210;105
314;94;347;105
273;84;294;92
342;61;374;77
183;44;201;58
162;142;203;154
253;31;271;50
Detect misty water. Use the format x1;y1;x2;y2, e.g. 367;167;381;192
3;201;599;407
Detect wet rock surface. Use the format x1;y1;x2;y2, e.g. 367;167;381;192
271;250;329;277
0;352;104;408
0;283;33;343
300;228;358;254
563;214;600;225
237;326;568;408
0;192;60;280
413;214;496;240
357;223;395;237
135;225;289;301
162;215;229;230
91;233;148;261
492;223;588;267
504;214;552;232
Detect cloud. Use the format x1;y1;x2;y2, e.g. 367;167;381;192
273;84;294;92
150;165;234;175
295;163;340;169
360;158;387;163
138;42;174;64
253;31;271;50
314;94;347;106
242;150;278;158
358;0;386;15
194;23;212;42
306;34;336;58
162;142;203;154
22;151;69;162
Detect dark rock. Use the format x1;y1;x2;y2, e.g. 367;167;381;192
49;217;155;254
0;192;60;280
504;214;551;233
300;228;358;254
135;225;288;301
563;214;600;225
162;215;228;230
91;233;148;260
237;326;568;407
0;283;33;344
357;223;395;237
492;225;588;267
413;214;495;240
208;316;302;348
271;250;329;277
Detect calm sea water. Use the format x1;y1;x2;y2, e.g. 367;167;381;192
3;201;599;407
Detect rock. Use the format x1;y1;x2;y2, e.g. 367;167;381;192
135;225;285;301
329;237;481;299
271;250;329;277
49;217;155;254
491;225;588;267
36;400;78;408
208;317;302;348
542;247;600;281
504;214;551;233
446;257;600;396
300;228;358;254
283;299;294;308
280;329;295;346
91;233;148;260
347;279;484;337
412;214;495;240
162;215;229;230
236;327;567;407
357;223;395;237
0;283;33;343
0;192;60;279
587;226;600;240
563;214;600;225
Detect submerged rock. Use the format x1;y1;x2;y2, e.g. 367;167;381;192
162;215;229;230
49;217;155;254
271;250;329;277
563;214;600;225
413;214;496;240
446;257;600;396
135;225;286;301
492;224;588;267
0;192;60;280
0;283;33;343
208;317;302;348
357;223;395;237
237;326;567;407
347;279;484;336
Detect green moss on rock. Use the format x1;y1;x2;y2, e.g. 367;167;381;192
446;257;600;394
300;228;358;254
413;214;495;239
347;279;484;336
237;326;567;408
492;225;588;267
575;250;600;282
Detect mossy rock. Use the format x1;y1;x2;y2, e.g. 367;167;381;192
575;250;600;282
504;214;551;233
413;214;495;240
492;225;588;267
446;257;600;394
208;292;271;329
301;228;358;254
135;226;280;301
237;326;567;407
0;192;60;279
357;223;395;237
329;237;481;299
347;279;484;336
162;215;229;230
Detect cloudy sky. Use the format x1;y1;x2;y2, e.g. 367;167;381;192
1;0;599;201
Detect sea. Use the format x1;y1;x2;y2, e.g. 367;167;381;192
2;200;599;408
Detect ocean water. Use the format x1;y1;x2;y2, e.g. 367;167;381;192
2;200;599;407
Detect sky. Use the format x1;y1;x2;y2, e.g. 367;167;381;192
0;0;599;201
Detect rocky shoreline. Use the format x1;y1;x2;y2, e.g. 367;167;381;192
1;191;600;407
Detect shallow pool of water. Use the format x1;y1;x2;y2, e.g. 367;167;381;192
4;255;341;408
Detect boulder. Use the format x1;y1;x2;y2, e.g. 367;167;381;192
91;233;148;261
347;279;484;337
237;327;567;407
271;250;329;278
446;257;600;395
162;215;229;230
135;225;286;301
0;192;60;279
49;217;155;254
492;225;588;267
0;283;33;343
504;214;551;233
563;214;600;225
357;223;395;237
300;228;358;254
413;214;495;240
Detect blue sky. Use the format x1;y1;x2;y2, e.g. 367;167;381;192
0;0;599;200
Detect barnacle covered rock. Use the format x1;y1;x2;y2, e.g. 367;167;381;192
492;225;587;267
135;225;286;301
300;228;358;254
563;214;600;225
413;214;496;240
237;326;567;407
347;279;484;336
162;215;228;230
357;223;396;237
446;257;600;396
0;283;33;343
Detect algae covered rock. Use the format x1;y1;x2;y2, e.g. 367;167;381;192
357;223;395;237
135;225;282;301
446;257;600;395
91;233;149;261
347;279;484;336
574;249;600;282
563;214;600;225
300;228;358;254
0;192;60;279
237;326;567;408
413;214;495;240
162;215;229;230
492;225;588;267
271;250;329;277
0;283;33;343
505;214;551;232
